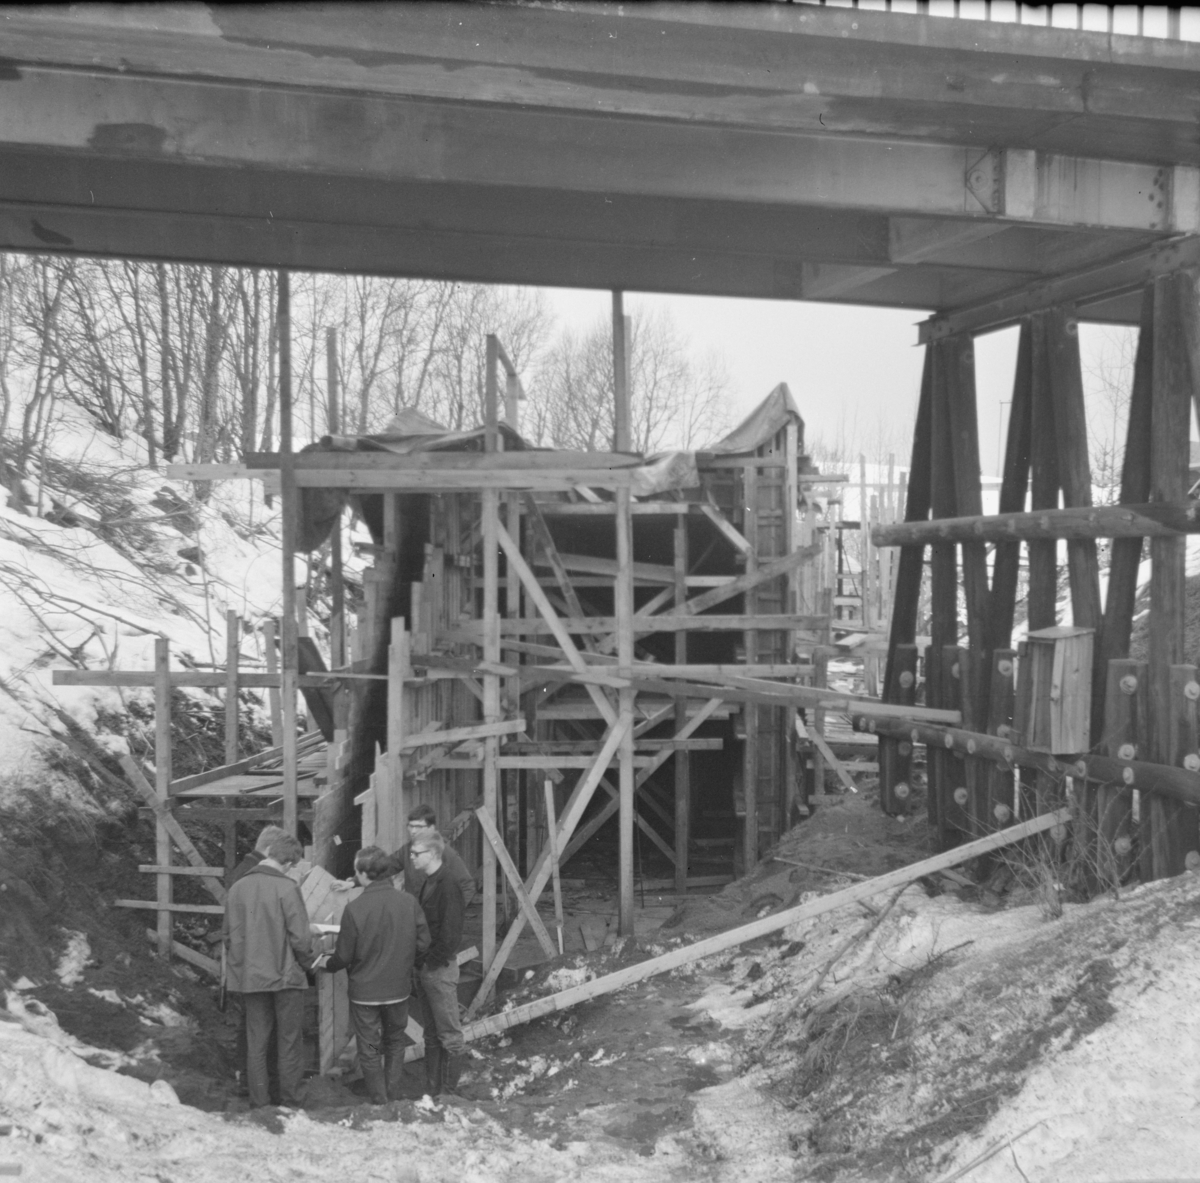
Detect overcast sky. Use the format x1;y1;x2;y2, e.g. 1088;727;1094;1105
544;287;1150;480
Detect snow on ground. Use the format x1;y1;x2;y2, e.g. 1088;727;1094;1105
0;410;363;794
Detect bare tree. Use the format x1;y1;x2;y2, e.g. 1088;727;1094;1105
528;306;731;453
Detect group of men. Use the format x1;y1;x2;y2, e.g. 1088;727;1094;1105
222;805;473;1109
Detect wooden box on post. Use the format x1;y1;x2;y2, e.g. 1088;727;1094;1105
1024;627;1094;755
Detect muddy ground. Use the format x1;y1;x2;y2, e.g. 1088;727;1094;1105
6;758;1200;1182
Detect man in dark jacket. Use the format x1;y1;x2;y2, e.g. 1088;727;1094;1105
224;832;315;1109
323;846;431;1104
225;824;284;1097
388;803;476;908
410;830;467;1096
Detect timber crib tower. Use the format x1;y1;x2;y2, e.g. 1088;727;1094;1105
874;273;1200;882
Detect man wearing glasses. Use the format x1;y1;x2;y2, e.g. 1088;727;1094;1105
410;831;467;1096
389;803;475;909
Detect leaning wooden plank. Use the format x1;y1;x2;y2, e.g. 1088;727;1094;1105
143;930;220;978
399;719;525;752
466;716;631;1017
118;755;226;904
625;672;961;725
476;808;557;958
699;502;754;555
796;715;858;795
462;809;1071;1041
676;547;817;618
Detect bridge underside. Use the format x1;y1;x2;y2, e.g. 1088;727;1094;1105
1;3;1198;334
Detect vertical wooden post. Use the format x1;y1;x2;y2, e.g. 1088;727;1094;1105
1046;307;1105;734
1165;665;1200;872
613;292;636;935
263;619;283;749
858;455;872;630
277;270;299;836
543;779;565;955
1027;314;1060;632
224;609;239;767
327;328;347;712
384;618;411;855
673;512;690;892
882;348;932;695
1102;659;1144;887
481;336;501;971
783;420;800;831
984;649;1017;830
879;643;917;815
1147;273;1193;877
154;637;172;960
1100;286;1154;670
928;341;960;848
742;461;759;874
945;334;990;727
985;321;1033;658
880;352;932;807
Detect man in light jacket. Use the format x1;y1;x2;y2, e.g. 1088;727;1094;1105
323;845;431;1104
224;832;315;1109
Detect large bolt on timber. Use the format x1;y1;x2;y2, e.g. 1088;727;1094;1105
994;803;1011;823
953;787;969;806
998;659;1014;677
894;782;910;799
1185;754;1200;772
1186;851;1200;871
1120;675;1139;695
1118;743;1136;760
900;671;915;689
1123;767;1136;785
1186;681;1200;702
1115;836;1133;857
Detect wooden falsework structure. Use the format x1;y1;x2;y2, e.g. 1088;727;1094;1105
873;272;1200;881
76;292;871;1030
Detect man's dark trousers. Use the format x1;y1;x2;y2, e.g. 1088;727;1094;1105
243;989;306;1108
349;1000;409;1103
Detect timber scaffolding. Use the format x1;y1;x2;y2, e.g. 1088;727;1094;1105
58;292;967;1029
869;273;1200;882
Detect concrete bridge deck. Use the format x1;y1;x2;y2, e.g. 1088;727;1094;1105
0;3;1197;332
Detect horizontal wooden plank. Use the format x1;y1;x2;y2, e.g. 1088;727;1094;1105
246;449;643;471
53;670;329;689
873;500;1200;546
443;613;827;639
115;899;225;915
138;865;226;876
534;501;699;516
293;469;632;490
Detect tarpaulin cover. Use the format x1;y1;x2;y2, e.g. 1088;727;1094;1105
295;389;795;550
705;383;802;455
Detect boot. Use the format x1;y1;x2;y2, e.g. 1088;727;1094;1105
443;1052;468;1096
423;1046;443;1098
361;1061;388;1106
384;1052;407;1103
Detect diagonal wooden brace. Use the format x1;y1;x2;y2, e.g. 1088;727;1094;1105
495;519;619;728
476;806;557;958
466;715;631;1017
